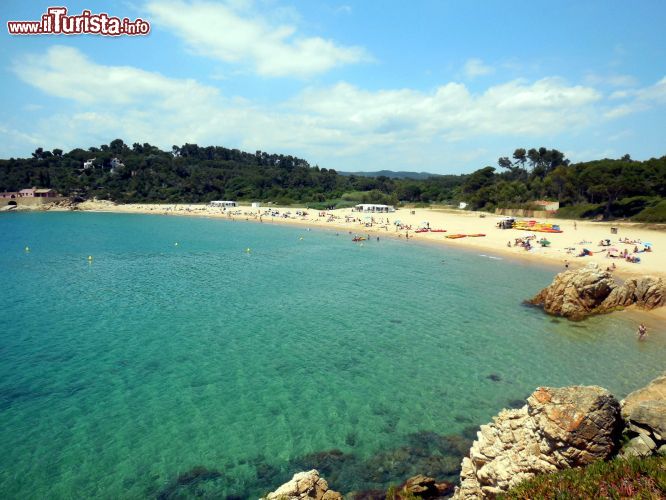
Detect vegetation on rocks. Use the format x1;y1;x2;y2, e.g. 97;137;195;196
501;456;666;500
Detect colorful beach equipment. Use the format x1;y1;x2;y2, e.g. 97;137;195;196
513;220;563;233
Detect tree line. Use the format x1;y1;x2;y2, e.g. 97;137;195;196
0;140;664;220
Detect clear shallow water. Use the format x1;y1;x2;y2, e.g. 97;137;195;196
1;212;664;498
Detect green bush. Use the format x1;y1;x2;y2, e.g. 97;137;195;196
555;203;605;219
611;196;656;217
501;456;666;499
633;199;666;223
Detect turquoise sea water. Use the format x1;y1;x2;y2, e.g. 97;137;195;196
1;212;664;499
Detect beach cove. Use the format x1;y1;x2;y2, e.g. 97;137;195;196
1;211;665;498
68;201;666;281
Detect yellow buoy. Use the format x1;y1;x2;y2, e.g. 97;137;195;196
245;248;251;253
87;255;93;261
24;246;30;252
299;237;304;240
174;242;179;246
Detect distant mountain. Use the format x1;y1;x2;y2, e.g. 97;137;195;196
338;170;441;180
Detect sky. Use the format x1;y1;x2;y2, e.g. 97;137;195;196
1;0;665;174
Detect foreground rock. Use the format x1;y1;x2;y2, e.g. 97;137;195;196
264;470;342;500
454;386;621;498
527;264;666;320
620;372;666;457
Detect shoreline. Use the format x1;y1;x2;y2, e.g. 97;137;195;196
12;200;666;325
57;201;666;278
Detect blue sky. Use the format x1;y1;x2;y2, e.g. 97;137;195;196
1;0;665;173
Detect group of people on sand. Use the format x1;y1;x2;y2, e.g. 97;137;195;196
508;236;536;250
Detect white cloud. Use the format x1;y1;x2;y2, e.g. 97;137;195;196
604;76;666;118
584;73;638;88
462;58;494;78
10;46;663;171
144;0;369;77
293;78;601;142
12;46;218;106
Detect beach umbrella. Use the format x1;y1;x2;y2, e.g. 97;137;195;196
643;242;652;247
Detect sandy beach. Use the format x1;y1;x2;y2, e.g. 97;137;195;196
68;200;666;279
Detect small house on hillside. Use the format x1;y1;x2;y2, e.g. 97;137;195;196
1;187;59;199
110;158;125;173
34;189;57;198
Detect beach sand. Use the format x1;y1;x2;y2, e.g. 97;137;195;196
72;201;666;280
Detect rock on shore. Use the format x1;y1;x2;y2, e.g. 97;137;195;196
527;264;666;320
453;386;621;499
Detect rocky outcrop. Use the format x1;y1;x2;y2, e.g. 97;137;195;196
527;265;615;319
598;276;666;313
454;386;621;499
620;372;666;457
264;470;342;500
527;264;666;320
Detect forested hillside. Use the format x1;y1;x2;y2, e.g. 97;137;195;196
1;140;664;220
0;139;464;207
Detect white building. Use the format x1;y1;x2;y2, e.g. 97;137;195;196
110;157;125;173
83;158;95;169
209;200;238;208
251;202;261;208
354;204;395;213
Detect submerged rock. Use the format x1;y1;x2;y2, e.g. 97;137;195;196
453;385;621;498
399;474;454;498
264;470;342;500
527;264;666;320
156;466;223;499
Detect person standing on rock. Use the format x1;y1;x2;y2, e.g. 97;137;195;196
637;323;647;340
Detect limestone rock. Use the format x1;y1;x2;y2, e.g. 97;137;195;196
264;470;342;500
528;266;666;319
453;386;621;499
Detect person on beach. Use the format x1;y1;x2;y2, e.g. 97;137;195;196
574;221;577;230
637;323;647;340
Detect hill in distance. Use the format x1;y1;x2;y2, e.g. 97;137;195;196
338;170;441;180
